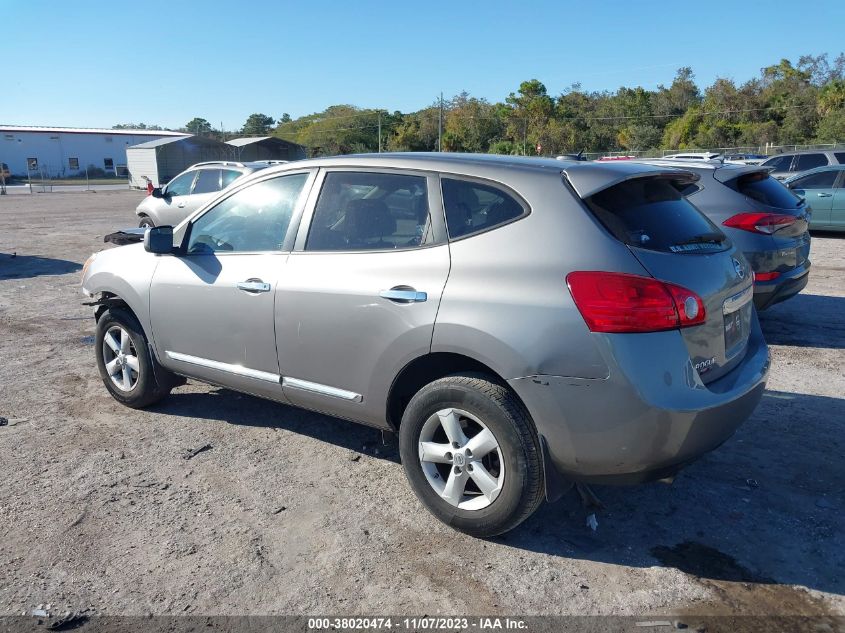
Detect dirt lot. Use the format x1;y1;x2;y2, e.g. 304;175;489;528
1;191;843;623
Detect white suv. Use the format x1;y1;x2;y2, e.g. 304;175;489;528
135;161;273;227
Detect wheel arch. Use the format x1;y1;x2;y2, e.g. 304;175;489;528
386;352;518;432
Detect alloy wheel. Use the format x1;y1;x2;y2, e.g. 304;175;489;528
418;408;505;511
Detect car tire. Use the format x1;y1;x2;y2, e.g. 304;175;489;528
95;307;172;408
399;373;544;537
138;216;155;228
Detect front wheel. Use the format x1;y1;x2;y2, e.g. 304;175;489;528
95;307;171;408
399;373;544;537
138;216;155;228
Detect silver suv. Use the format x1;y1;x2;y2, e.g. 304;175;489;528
760;150;845;181
82;154;770;536
136;161;280;228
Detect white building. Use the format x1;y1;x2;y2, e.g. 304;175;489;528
0;126;187;178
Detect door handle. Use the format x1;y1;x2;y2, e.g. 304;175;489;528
817;192;833;198
177;201;187;208
379;287;427;303
237;279;271;293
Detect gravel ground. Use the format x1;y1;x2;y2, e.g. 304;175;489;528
0;191;843;623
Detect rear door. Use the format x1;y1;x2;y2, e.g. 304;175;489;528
275;168;449;427
582;175;753;383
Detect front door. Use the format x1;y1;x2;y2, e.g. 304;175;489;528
149;171;313;400
275;169;450;427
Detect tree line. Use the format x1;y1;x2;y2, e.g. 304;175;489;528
117;53;845;157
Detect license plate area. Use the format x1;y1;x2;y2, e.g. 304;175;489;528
723;284;753;356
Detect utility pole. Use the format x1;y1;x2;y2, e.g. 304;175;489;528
522;119;527;156
438;92;443;152
378;111;382;153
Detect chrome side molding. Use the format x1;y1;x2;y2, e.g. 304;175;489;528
165;351;280;383
281;377;363;402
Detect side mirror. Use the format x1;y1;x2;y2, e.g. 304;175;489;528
151;187;164;198
144;225;174;254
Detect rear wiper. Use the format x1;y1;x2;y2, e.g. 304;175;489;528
674;232;725;246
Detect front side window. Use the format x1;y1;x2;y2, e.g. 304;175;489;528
165;171;197;197
306;172;430;251
834;152;845;164
790;170;838;190
795;153;828;171
441;178;526;240
192;169;220;194
187;173;308;254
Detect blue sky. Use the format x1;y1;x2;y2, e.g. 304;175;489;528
1;0;844;130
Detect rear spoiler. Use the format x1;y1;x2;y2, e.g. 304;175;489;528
563;162;699;198
104;228;145;246
712;165;773;183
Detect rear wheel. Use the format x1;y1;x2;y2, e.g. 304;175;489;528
399;373;544;537
95;308;171;408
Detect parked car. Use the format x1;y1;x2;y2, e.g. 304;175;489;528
760;150;845;181
82;154;769;537
724;153;767;165
634;158;811;310
660;152;722;161
135;161;273;228
785;165;845;232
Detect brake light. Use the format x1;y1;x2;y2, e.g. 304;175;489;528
754;271;781;282
566;271;706;333
723;212;796;234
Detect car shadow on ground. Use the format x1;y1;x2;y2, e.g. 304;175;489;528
0;253;82;279
156;385;844;598
152;388;399;462
501;388;845;598
760;293;845;349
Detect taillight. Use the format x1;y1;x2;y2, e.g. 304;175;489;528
754;271;781;282
566;271;706;333
723;212;796;234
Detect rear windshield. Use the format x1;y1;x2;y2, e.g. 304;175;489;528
584;177;726;254
726;171;801;209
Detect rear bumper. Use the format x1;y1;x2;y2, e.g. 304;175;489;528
752;262;810;310
509;313;770;485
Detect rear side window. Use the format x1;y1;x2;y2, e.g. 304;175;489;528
441;178;526;239
192;169;220;194
222;169;241;188
762;155;792;171
790;170;838;190
728;171;801;209
585;177;725;253
306;172;431;251
795;153;828;171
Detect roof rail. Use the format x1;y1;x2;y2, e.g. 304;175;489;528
192;161;246;168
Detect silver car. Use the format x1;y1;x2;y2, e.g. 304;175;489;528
82;154;770;537
759;149;845;181
135;161;277;228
